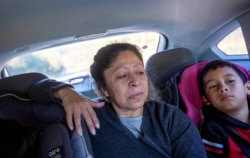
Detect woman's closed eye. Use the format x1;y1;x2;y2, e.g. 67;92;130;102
117;74;127;79
137;71;145;75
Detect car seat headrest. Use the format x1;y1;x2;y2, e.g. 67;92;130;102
0;73;47;98
146;48;197;88
178;61;208;126
0;72;68;125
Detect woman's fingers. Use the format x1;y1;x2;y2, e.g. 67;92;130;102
63;97;104;136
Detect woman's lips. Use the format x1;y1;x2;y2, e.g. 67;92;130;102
129;92;143;99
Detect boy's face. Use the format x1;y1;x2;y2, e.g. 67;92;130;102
202;66;250;114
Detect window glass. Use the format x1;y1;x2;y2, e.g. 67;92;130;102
5;32;160;79
217;27;247;55
4;32;161;100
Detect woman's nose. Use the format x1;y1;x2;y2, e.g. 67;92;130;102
129;74;140;87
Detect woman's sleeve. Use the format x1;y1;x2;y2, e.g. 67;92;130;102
167;108;207;158
28;78;73;104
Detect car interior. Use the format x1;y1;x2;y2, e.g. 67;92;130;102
1;0;250;157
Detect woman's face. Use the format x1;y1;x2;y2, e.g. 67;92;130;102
101;50;148;117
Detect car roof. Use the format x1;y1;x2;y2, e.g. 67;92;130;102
1;0;250;64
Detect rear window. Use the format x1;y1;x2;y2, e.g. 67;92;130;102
5;32;160;80
4;32;162;100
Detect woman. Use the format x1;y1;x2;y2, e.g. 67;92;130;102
30;43;206;157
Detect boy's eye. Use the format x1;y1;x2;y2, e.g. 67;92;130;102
208;84;217;90
228;79;235;84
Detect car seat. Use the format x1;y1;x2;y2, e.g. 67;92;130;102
146;47;197;107
178;61;250;127
0;73;93;158
146;49;250;128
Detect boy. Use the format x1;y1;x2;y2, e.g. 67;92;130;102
199;60;250;158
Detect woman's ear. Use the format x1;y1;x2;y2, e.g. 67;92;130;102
202;96;211;105
245;80;250;95
100;86;110;98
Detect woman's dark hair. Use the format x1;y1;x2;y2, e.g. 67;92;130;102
90;43;143;91
198;60;247;96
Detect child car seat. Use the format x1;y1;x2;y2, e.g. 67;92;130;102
178;61;250;127
147;49;250;128
177;61;208;126
146;47;197;106
0;73;93;158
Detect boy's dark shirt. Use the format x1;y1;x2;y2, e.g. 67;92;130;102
201;106;250;158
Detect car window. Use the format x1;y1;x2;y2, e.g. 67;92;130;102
217;26;247;55
4;31;162;100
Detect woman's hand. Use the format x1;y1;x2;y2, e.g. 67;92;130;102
53;86;104;136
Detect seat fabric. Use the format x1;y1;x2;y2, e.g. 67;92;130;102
0;73;93;158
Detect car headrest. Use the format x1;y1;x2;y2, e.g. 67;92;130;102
178;61;250;126
0;73;47;98
146;48;197;88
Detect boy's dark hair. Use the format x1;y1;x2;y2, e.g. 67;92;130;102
198;60;248;96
